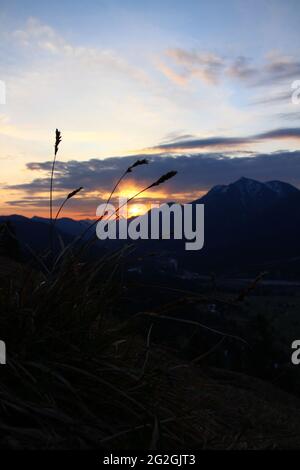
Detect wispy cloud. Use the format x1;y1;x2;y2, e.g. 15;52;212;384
251;90;292;106
158;48;300;88
149;127;300;152
162;48;225;85
12;17;149;84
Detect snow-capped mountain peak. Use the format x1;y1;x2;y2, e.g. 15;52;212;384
265;180;299;197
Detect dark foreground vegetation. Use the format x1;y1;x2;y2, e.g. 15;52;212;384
1;130;300;450
1;247;300;449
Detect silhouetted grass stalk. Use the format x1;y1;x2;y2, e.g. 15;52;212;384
78;159;150;242
53;187;83;225
76;170;178;258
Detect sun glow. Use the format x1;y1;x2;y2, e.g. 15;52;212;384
127;203;149;218
116;181;170;201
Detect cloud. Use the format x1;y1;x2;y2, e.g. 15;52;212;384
158;48;300;89
263;52;300;83
3;17;176;159
11;17;149;84
156;61;188;86
166;48;225;84
160;131;197;144
258;127;300;139
251;90;292;106
227;56;257;81
6;148;300;216
6;195;102;214
149;127;300;152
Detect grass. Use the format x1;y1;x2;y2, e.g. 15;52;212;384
1;129;300;449
0;130;195;449
0;248;224;449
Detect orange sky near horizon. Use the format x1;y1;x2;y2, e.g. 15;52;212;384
0;181;207;220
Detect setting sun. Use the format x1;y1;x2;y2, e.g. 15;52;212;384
127;203;149;218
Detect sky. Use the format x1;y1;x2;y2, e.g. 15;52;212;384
0;0;300;218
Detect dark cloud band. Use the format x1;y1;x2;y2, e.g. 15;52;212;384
6;149;300;215
150;127;300;152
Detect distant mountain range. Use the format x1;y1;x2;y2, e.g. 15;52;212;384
32;216;92;237
1;177;300;277
188;177;300;276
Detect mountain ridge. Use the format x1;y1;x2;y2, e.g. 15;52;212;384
1;177;300;276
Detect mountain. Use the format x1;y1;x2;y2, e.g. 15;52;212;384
185;177;300;275
133;177;300;277
265;180;299;197
0;215;74;256
32;216;93;237
1;177;300;276
195;177;298;213
195;177;299;238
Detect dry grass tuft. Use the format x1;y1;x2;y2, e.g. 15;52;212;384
1;130;299;450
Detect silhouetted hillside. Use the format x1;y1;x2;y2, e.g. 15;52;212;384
2;177;300;277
